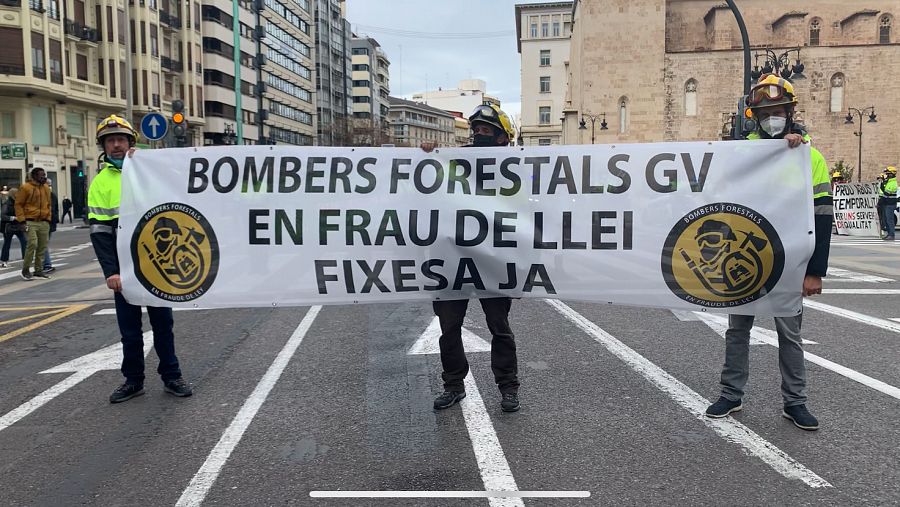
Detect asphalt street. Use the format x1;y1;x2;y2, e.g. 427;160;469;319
1;227;899;506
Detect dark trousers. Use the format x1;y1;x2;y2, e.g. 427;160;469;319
433;297;519;393
1;225;26;262
114;292;182;384
882;201;897;238
62;209;72;223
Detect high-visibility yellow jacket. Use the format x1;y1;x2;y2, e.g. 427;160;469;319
87;161;121;278
748;131;832;277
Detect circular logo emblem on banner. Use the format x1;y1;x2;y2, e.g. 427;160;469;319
131;203;219;302
661;203;784;308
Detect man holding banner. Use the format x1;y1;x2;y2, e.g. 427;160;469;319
89;115;193;403
705;76;832;431
429;105;522;413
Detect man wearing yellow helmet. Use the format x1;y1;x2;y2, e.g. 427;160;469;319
705;75;832;431
429;104;521;413
880;166;897;240
88;114;193;403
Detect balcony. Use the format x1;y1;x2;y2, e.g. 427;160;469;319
64;19;100;45
0;64;25;76
160;56;184;73
0;0;22;7
159;11;182;30
50;70;63;84
28;0;43;13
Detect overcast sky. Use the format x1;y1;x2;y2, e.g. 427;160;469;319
345;0;543;120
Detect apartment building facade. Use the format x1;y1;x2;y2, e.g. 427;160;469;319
201;0;316;146
0;0;201;216
515;1;572;146
387;95;455;148
410;79;500;117
350;35;390;146
314;0;351;145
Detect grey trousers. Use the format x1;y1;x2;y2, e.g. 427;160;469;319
719;312;808;407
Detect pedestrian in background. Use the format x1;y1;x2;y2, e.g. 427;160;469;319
89;114;193;403
14;167;52;280
879;166;896;241
42;180;59;273
704;76;832;431
61;196;73;224
1;187;27;268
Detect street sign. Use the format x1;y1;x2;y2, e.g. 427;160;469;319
1;142;26;160
140;112;168;141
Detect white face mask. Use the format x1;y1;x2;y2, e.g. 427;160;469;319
760;116;787;137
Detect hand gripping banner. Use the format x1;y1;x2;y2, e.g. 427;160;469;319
118;141;814;316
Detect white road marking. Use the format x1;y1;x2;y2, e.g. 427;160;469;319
891;318;900;323
176;306;322;507
405;317;523;506
0;263;69;281
804;300;900;334
695;313;900;401
459;372;524;507
406;316;491;355
309;491;589;498
0;336;151;432
691;312;817;345
822;289;900;295
827;268;894;283
548;300;831;489
93;307;205;315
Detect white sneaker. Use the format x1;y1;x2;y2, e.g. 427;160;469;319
0;262;7;268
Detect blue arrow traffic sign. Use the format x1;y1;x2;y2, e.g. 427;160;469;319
140;112;168;141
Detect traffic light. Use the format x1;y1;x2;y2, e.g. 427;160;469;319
172;99;187;146
731;96;757;140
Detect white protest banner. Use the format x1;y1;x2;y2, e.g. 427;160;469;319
833;182;880;237
118;141;813;316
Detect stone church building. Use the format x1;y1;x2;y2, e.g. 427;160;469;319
562;0;899;180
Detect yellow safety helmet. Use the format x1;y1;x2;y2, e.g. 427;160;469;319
746;74;798;111
887;166;897;175
832;171;842;179
96;114;138;146
468;104;515;140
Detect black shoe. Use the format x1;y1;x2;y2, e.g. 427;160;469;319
705;396;743;418
43;266;56;273
884;236;895;241
32;271;51;279
20;270;33;281
782;404;819;431
500;392;520;412
164;378;193;397
110;383;144;403
433;390;466;410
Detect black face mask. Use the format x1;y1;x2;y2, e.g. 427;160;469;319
472;134;497;147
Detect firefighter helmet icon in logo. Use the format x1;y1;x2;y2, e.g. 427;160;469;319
661;203;784;308
131;203;219;302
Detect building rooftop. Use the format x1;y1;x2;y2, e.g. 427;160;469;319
387;96;455;118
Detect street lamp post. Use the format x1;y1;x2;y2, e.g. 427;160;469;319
223;123;237;145
844;106;878;182
750;48;806;81
578;112;608;144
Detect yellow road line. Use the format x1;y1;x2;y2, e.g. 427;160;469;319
0;309;67;326
0;304;91;344
0;306;71;312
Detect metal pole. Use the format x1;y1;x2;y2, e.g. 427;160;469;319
256;4;264;144
233;0;244;143
124;2;133;121
857;117;863;182
590;119;595;144
726;0;752;95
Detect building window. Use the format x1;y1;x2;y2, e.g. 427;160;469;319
538;138;551;146
541;21;549;37
809;18;821;46
830;73;844;113
552;15;560;37
685;79;698;117
619;97;628;134
0;112;15;138
65;111;84;137
31;32;45;78
881;15;892;44
530;16;537;38
31;106;52;146
539;49;550;66
76;54;88;81
539;106;551;125
539;76;550;93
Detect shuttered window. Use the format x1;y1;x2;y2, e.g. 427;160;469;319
0;27;25;75
77;54;87;80
49;39;62;83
